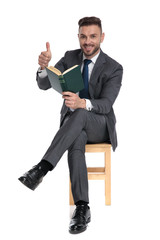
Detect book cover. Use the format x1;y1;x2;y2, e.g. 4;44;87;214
46;65;84;94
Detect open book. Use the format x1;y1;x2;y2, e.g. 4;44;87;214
46;65;84;94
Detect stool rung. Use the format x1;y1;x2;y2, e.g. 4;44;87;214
88;173;106;180
87;167;105;173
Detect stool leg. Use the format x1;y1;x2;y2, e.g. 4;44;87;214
69;180;74;205
105;148;111;205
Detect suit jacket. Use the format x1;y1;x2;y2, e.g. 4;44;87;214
36;49;123;151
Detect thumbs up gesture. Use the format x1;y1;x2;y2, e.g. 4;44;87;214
38;42;52;70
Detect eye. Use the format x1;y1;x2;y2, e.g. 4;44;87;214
91;35;96;39
80;35;86;39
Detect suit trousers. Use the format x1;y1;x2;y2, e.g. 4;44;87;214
42;108;109;203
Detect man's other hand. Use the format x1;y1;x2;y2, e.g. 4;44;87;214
38;42;52;70
62;92;86;110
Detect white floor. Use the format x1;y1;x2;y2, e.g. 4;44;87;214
1;154;160;240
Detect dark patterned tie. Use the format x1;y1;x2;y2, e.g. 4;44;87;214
79;59;92;99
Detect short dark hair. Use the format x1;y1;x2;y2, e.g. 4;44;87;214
78;16;102;32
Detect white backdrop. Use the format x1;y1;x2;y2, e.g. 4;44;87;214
1;0;160;239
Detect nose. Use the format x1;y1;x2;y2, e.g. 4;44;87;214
84;37;91;44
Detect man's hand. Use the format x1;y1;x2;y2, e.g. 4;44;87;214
62;92;86;110
38;42;52;70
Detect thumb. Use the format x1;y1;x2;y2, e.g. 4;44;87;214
46;42;51;52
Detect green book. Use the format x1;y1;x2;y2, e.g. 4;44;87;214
46;65;84;94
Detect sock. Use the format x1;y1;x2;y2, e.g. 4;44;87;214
37;160;53;176
75;200;88;206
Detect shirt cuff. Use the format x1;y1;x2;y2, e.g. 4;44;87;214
38;67;48;78
85;99;93;111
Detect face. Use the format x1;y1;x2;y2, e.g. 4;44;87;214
78;25;105;59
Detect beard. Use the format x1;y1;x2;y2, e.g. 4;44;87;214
81;43;100;57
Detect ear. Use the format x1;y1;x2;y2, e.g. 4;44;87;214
101;32;105;43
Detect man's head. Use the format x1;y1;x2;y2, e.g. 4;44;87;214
78;17;105;59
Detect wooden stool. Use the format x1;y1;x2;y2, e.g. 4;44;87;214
69;143;111;205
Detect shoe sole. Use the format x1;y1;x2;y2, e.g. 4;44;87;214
69;217;91;234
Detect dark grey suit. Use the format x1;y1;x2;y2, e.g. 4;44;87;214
36;49;123;203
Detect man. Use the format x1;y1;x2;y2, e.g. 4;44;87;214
18;17;123;234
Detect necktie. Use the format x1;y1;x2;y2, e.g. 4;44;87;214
79;59;92;99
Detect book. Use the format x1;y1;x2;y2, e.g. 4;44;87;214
46;65;84;94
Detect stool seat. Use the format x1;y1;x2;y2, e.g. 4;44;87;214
69;143;111;205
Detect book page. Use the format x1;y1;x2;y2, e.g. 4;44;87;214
63;65;78;75
47;66;61;76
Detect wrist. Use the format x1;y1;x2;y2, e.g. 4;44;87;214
81;99;86;109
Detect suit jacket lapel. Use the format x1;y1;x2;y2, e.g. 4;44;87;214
89;50;106;98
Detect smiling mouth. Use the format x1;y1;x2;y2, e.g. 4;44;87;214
84;45;94;51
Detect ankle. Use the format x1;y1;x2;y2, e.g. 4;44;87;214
37;160;53;176
75;200;88;206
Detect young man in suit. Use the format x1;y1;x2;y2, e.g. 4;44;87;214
18;17;123;234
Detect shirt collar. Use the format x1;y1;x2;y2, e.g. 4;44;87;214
83;50;101;64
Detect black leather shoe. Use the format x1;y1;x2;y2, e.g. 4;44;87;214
69;205;91;234
18;165;44;190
